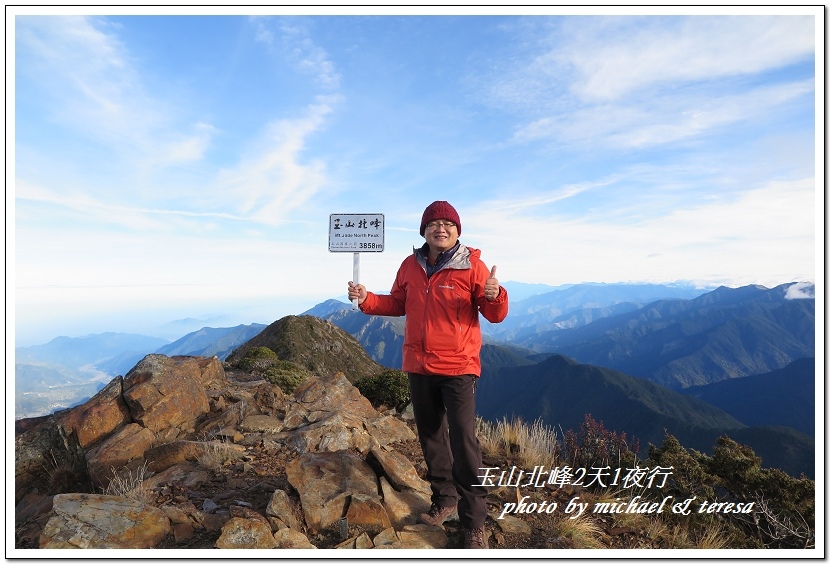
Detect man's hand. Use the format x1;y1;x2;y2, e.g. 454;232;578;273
348;281;368;305
484;266;500;301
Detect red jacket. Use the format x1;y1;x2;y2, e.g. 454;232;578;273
359;244;508;377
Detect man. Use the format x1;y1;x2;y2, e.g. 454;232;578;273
348;200;508;549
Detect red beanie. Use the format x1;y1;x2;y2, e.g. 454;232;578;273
420;201;462;236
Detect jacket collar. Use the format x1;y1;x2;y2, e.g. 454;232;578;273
414;242;471;275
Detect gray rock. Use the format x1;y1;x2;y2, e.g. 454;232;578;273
214;517;277;549
266;488;300;531
286;450;380;533
39;493;171;549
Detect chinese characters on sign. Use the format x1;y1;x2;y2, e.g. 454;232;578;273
329;213;385;252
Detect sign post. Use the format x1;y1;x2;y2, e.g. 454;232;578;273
329;213;385;310
353;251;360;309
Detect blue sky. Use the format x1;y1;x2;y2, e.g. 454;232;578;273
10;7;822;345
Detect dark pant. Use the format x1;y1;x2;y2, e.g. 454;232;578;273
408;372;487;529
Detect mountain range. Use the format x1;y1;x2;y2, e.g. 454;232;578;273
14;281;816;477
517;284;815;389
475;351;814;478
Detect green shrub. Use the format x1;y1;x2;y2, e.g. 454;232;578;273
234;346;310;394
261;361;311;394
648;433;815;549
355;369;410;410
235;346;279;371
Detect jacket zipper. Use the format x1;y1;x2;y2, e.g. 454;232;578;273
422;268;431;351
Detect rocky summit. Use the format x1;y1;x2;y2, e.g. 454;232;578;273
14;353;486;550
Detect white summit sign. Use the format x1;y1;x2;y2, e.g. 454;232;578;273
328;213;385;252
329;213;385;309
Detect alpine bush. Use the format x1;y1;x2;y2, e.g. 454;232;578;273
648;433;815;549
234;346;311;394
354;369;410;410
234;346;279;371
564;413;640;470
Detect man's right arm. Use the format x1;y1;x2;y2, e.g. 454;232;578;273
357;266;407;317
360;290;406;317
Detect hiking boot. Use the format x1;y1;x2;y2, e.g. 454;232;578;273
419;503;458;526
464;526;489;549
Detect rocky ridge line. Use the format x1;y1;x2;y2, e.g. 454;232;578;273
15;353;530;550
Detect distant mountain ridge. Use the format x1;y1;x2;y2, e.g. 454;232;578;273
520;282;814;388
300;282;815;476
475;354;814;478
484;282;709;339
15;332;171;418
682;357;815;437
157;323;267;361
15;332;170;369
478;353;747;441
14;281;816;480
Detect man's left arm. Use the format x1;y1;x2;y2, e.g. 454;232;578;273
475;263;508;323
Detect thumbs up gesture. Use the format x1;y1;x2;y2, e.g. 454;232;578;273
484;265;500;301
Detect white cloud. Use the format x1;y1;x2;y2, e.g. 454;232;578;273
512;72;813;150
214;97;338;225
480;177;620;214
17;16;344;228
18;17;154;141
250;16;341;89
278;18;341;89
559;16;815;102
12;13;818;344
497;15;815;151
464;177;815;287
785;281;815;299
17;16;217;168
151;122;218;166
626;80;808;149
15;179;250;235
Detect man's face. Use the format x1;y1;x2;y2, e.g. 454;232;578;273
425;219;459;253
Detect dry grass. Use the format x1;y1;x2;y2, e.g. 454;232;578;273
196;440;238;472
665;524;693;548
477;416;560;469
642;515;671;542
555;514;606;549
104;461;154;504
476;417;738;550
655;517;732;549
693;522;731;549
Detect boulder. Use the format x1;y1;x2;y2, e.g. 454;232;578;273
239;414;284;434
284;372;379;428
85;423;155;488
39;494;171;549
214;517;277;549
335;531;375;549
282;372;416;454
378;477;431;530
286;451;380;533
56;377;130;449
15;417;88;503
273;527;316;549
15;367;437;551
345;493;392;529
369;445;431;495
142;461;211;491
371;524;448;549
266;488;301;531
122;355;219;435
144;440;245;474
